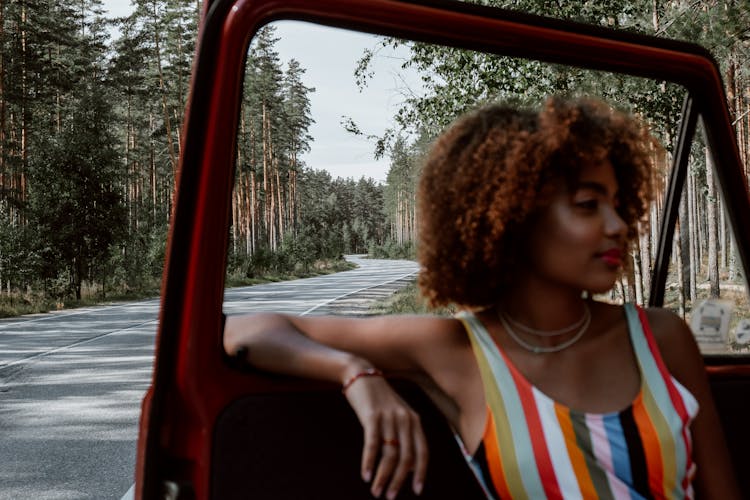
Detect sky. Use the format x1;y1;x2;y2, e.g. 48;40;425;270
272;21;420;183
101;2;422;183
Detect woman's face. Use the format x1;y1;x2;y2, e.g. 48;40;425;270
525;159;628;294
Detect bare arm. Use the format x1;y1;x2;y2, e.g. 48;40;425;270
224;313;441;379
224;313;374;386
647;308;741;499
223;313;460;498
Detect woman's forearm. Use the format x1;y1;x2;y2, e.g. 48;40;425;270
225;312;429;498
224;313;373;386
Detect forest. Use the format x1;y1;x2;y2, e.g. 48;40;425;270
0;0;748;317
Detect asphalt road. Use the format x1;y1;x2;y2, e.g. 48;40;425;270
0;256;418;500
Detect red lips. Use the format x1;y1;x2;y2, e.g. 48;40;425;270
599;248;623;267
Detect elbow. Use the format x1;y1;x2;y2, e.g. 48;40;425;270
223;313;283;358
223;315;245;358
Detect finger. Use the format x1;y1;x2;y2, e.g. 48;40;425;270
411;416;428;495
361;414;381;483
371;418;398;498
385;411;416;499
372;439;399;498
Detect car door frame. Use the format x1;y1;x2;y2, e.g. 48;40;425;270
134;0;750;498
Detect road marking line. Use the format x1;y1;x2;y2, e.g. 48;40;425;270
120;484;134;500
300;271;416;316
0;319;158;373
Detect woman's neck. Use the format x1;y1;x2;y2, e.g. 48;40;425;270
497;279;588;332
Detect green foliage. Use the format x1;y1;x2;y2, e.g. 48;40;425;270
0;0;198;309
368;240;416;260
1;0;747;316
226;243;354;285
0;215;39;289
295;169;388;256
108;222;169;293
351;0;747;161
27;88;127;299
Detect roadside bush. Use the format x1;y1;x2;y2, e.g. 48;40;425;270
367;240;416;260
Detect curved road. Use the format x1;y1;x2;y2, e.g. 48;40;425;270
0;257;417;500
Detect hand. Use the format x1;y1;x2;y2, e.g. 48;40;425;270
343;374;428;499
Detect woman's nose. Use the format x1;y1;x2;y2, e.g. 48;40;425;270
604;205;627;238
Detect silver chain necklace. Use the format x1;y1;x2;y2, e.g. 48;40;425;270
497;303;591;354
503;302;590;337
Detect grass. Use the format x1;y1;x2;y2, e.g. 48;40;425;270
369;281;456;316
0;280;164;319
224;259;356;288
0;259;357;319
0;295;62;318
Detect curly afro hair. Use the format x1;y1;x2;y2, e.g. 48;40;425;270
417;96;657;309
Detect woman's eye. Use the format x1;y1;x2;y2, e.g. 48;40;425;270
575;199;598;210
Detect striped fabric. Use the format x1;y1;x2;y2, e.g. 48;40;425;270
458;303;698;499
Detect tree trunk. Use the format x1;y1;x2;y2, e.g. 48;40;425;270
675;236;686;319
688;171;698;301
152;0;178;179
249;110;257;254
261;102;271;248
20;0;28;224
268;137;277;251
250;170;257;255
73;257;82;301
624;251;637;303
650;203;659;264
696;170;704;270
290;169;297;234
729;233;737;281
633;246;644;305
638;224;651;303
150;113;157;224
276;163;284;241
678;180;691;305
126;93;132;230
0;0;5;181
232;178;239;255
720;193;727;268
706;148;720;298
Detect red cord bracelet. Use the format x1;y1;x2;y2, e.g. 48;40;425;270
341;368;384;393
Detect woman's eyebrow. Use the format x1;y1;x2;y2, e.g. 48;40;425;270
575;181;616;197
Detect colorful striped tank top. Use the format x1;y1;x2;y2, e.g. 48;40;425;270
458;303;698;499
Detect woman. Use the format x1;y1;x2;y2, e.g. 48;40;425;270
224;97;739;499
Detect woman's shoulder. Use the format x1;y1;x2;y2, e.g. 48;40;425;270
640;306;704;388
589;303;704;399
640;306;695;351
589;301;691;345
586;302;699;371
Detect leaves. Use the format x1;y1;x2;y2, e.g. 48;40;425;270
27;88;126;298
356;0;749;250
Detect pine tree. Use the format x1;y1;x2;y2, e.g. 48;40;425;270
27;87;126;299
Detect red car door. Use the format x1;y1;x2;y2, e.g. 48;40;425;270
133;1;750;498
